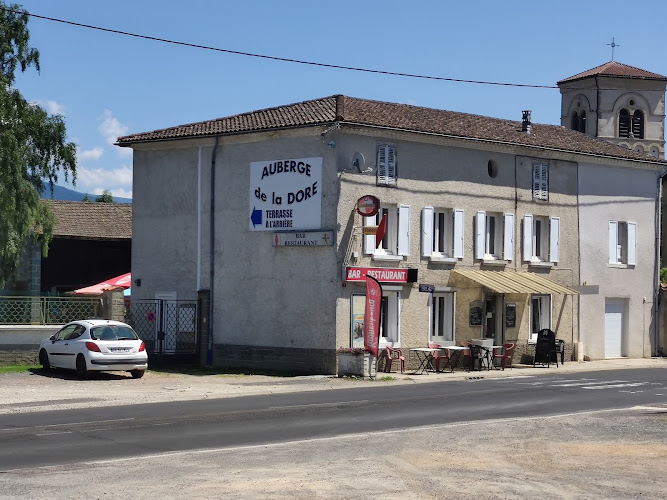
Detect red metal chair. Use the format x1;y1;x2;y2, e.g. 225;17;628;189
493;342;515;370
384;345;405;373
428;343;452;372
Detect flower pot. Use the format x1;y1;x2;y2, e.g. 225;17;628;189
337;352;371;378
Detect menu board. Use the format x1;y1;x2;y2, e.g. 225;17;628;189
534;329;555;365
469;301;482;326
505;303;516;328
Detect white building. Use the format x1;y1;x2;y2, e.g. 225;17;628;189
118;90;665;373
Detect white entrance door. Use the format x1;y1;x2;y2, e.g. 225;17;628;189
604;299;624;358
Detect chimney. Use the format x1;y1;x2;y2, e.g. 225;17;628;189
522;110;532;134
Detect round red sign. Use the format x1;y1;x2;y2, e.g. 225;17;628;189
356;195;379;217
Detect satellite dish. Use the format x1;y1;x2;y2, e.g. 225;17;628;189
352;152;370;173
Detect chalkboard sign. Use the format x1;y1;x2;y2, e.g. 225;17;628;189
505;303;516;328
469;301;482;326
534;329;556;367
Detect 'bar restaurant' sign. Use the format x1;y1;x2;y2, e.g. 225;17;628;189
344;266;418;283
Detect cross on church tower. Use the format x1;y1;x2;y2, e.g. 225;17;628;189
607;37;620;60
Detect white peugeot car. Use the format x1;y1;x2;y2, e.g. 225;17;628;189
39;319;148;379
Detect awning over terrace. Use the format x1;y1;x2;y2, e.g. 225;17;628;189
451;270;579;295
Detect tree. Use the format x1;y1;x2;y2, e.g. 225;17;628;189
0;2;76;287
81;193;90;202
95;190;114;203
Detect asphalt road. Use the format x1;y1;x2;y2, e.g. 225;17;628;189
1;367;665;473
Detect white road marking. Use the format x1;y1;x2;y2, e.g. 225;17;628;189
269;400;370;410
583;382;649;390
0;417;134;432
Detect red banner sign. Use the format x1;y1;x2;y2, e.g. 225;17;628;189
345;267;409;283
363;275;382;357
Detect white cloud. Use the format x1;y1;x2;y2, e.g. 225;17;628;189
98;109;128;146
44;100;66;115
77;147;104;162
117;146;133;159
76;165;133;198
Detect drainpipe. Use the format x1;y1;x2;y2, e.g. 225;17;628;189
208;137;219;366
653;167;667;357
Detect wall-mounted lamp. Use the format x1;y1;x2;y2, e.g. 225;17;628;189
328;140;336;149
134;278;142;287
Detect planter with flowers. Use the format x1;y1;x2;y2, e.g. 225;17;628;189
337;347;373;378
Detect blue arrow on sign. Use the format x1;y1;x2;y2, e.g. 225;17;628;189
250;207;262;228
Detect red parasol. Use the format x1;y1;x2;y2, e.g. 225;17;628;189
73;272;131;295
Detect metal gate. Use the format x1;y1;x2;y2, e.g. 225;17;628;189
126;299;199;365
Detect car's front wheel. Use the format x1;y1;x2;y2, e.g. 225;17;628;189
76;354;89;379
39;349;51;371
130;369;145;379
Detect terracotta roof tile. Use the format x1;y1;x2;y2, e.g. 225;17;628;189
558;60;667;83
42;200;132;240
117;95;665;165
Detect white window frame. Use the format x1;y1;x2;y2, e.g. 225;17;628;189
529;294;552;343
422;207;464;261
377;144;397;186
430;292;455;343
476;211;513;261
532;162;549;201
522;215;560;264
608;220;636;266
364;204;410;260
378;290;401;347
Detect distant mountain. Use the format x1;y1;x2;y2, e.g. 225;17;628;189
40;184;132;203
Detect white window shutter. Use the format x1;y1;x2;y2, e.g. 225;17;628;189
377;146;387;185
363;215;376;254
503;213;514;260
386;146;397;186
376;145;397;186
523;215;533;261
608;221;620;263
549;217;560;263
475;211;486;260
421;207;434;257
627;222;637;266
398;204;410;256
454;209;464;259
533;163;548;201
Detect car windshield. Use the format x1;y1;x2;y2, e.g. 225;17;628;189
90;325;139;341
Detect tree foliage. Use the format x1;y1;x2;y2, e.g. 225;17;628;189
0;2;76;287
95;190;114;203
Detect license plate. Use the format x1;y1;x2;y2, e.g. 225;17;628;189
111;348;130;353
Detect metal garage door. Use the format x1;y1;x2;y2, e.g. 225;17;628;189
604;299;624;358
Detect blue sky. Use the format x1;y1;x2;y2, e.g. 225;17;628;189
12;0;667;199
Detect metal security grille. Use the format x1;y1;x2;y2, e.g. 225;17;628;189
0;296;102;325
126;299;199;364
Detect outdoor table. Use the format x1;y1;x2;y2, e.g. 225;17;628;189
410;348;440;375
442;345;467;371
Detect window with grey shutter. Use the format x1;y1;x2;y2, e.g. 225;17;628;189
377;144;397;186
532;162;548;201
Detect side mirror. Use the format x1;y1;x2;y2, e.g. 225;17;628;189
50;335;56;343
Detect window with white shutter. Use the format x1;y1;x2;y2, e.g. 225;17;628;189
608;220;636;266
476;211;505;261
364;204;409;259
376;144;397;186
523;214;560;264
532;162;549;201
421;207;464;260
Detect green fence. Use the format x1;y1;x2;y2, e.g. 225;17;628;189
0;296;103;325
